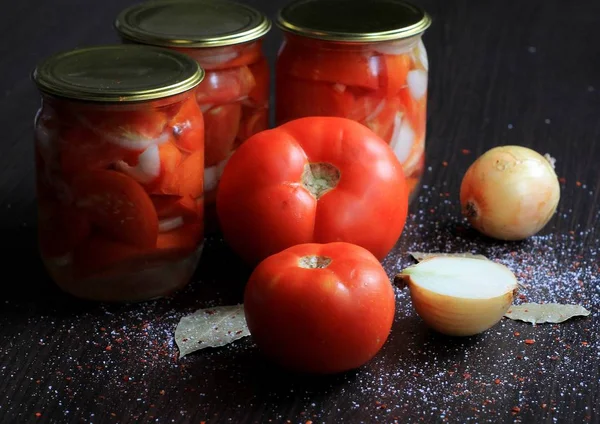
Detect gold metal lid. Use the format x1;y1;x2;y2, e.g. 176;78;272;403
32;45;204;103
114;0;272;48
277;0;431;43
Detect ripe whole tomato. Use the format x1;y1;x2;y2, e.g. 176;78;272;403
244;242;396;374
216;116;409;265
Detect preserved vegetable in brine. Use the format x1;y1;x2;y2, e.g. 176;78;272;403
115;0;272;231
32;45;205;302
275;0;431;200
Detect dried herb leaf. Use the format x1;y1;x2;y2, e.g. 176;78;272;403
504;303;591;324
409;252;488;262
175;304;250;358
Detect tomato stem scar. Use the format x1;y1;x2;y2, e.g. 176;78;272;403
298;255;332;269
301;162;340;199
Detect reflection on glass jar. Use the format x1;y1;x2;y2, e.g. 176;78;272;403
115;0;272;231
32;45;205;302
275;0;431;200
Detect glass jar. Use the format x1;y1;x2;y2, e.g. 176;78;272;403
275;0;431;200
115;0;272;232
32;45;205;302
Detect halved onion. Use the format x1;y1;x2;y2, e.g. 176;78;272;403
395;257;519;336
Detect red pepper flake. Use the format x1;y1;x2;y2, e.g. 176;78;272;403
550;355;559;360
576;181;582;187
159;390;165;395
123;375;130;382
306;421;313;424
514;331;521;337
518;294;527;301
35;413;42;418
463;373;471;379
541;403;547;409
105;345;112;351
494;379;501;385
582;341;588;346
558;177;566;184
461;149;471;155
516;355;523;360
512;406;521;414
36;380;41;384
442;161;448;167
111;413;116;417
524;339;535;345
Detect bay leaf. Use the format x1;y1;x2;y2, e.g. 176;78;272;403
175;304;250;358
409;252;488;262
504;303;591;324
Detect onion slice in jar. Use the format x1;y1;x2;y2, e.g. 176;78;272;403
407;70;428;100
159;216;185;233
373;38;419;56
411;39;429;72
389;113;415;164
204;155;231;192
115;144;161;184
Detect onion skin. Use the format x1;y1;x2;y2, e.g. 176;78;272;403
397;274;517;336
460;145;561;241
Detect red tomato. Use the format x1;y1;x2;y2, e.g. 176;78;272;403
216;116;409;265
244;242;396;374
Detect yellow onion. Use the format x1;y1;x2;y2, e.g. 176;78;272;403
460;145;560;240
395;257;518;336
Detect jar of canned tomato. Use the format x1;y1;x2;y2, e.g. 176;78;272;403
32;45;206;302
275;0;431;199
115;0;272;231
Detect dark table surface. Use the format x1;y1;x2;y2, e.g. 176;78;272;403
1;0;599;423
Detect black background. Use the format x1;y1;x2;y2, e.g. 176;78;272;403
1;0;599;423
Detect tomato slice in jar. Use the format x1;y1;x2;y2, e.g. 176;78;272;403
169;97;204;153
71;170;159;248
204;103;242;167
72;236;142;278
248;58;270;107
38;203;91;258
276;78;356;124
379;54;411;97
151;194;199;222
236;107;268;145
59;126;136;175
78;108;170;151
195;66;256;106
156;222;203;255
153;150;204;199
178;150;204;199
278;45;379;90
